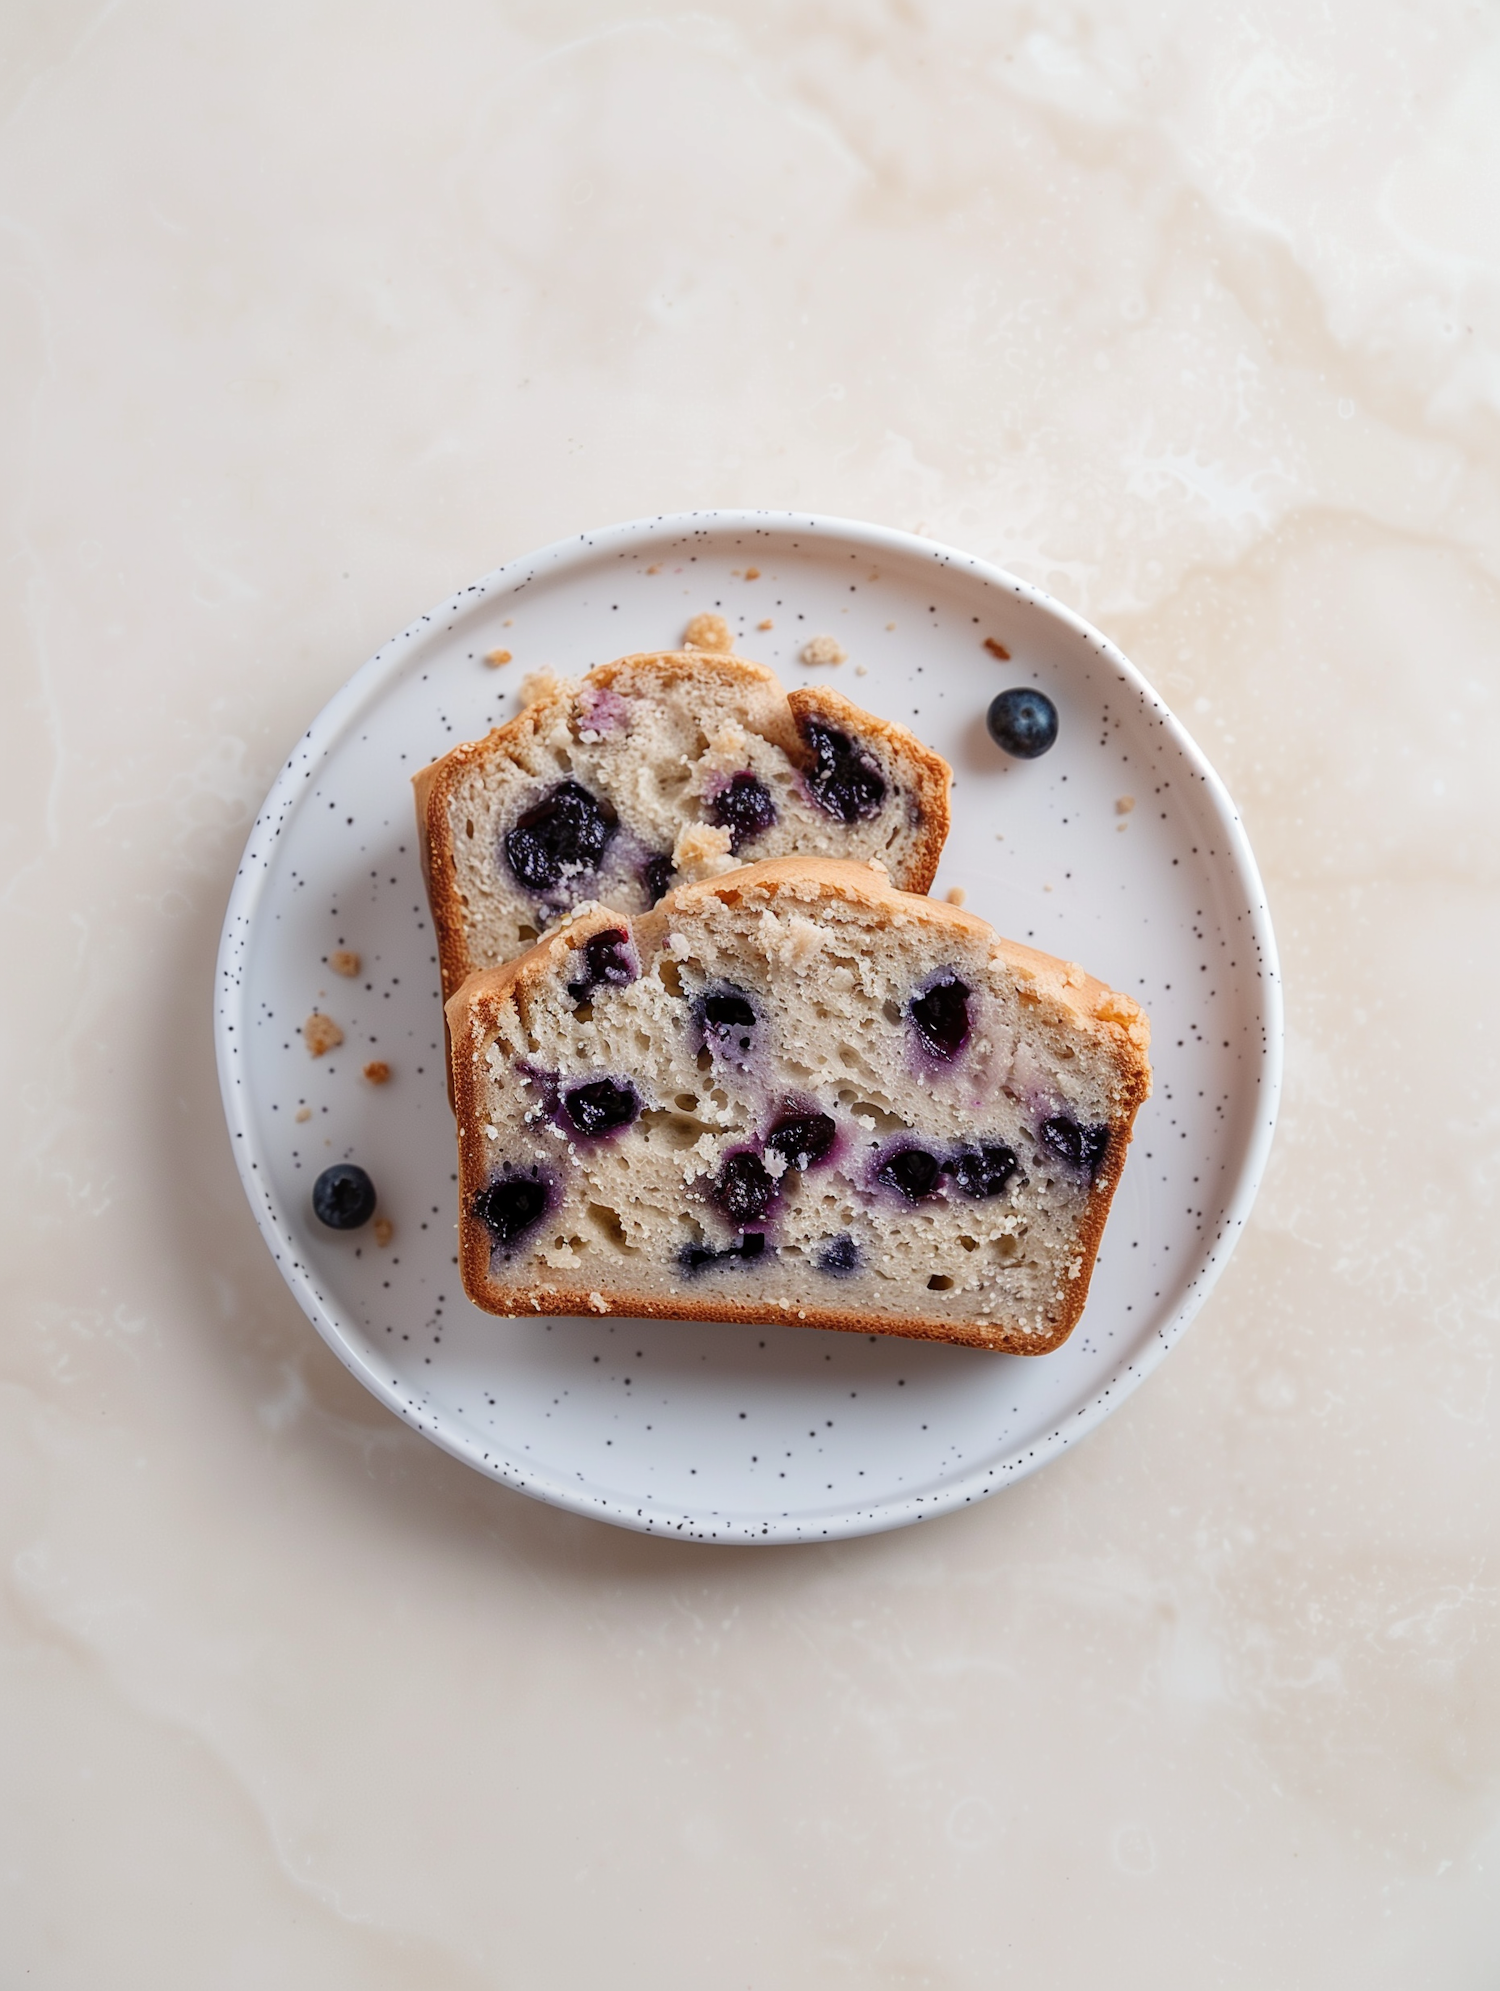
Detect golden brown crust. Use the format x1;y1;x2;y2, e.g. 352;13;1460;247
414;653;953;1002
447;861;1151;1356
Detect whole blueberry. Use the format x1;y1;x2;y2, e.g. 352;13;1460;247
800;719;887;823
504;779;618;893
312;1163;376;1230
909;975;971;1060
766;1110;837;1171
710;1151;775;1226
562;1077;639;1138
946;1143;1020;1199
986;687;1058;760
1038;1116;1111;1178
876;1147;941;1203
473;1172;549;1248
567;927;635;1002
709;771;778;853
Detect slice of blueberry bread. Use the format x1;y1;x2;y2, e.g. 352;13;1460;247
446;858;1151;1353
414;651;951;1001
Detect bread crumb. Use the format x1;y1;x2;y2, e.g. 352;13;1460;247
373;1217;394;1247
800;635;846;667
1043;883;1054;893
757;618;774;631
684;612;732;651
484;648;513;668
886;621;896;631
503;617;513;626
1117;821;1129;832
671;821;735;878
587;1291;610;1313
646;564;661;575
984;636;1011;661
303;1013;343;1057
295;1105;312;1123
329;949;361;977
744;566;760;580
363;1060;391;1085
518;666;562;707
854;663;868;677
1116;794;1136;815
945;885;967;907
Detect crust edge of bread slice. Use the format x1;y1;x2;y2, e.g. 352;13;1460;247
446;857;1151;1355
414;650;953;1003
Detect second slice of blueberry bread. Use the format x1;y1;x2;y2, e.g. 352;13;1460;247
445;858;1151;1353
414;650;951;1000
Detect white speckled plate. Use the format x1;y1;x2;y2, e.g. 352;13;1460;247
216;513;1281;1542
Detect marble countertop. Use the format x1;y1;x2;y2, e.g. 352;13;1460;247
3;2;1497;1982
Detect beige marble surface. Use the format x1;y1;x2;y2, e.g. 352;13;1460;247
3;2;1498;1982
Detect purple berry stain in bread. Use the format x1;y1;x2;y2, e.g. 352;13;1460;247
473;1170;551;1252
766;1109;837;1171
567;927;636;1002
680;1231;766;1276
696;988;757;1060
946;1143;1021;1199
817;1234;860;1278
642;855;675;905
800;718;887;823
708;770;778;853
562;1077;639;1139
909;973;971;1060
710;1151;776;1227
504;780;618;894
876;1147;941;1202
1039;1116;1111;1179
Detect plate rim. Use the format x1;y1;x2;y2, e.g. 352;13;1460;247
214;508;1283;1543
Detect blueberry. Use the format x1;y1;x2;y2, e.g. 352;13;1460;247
909;975;971;1060
876;1148;941;1202
766;1110;837;1171
473;1172;549;1248
986;687;1058;760
698;988;757;1056
642;855;675;905
947;1143;1020;1199
710;1151;775;1226
800;719;886;823
312;1163;376;1230
708;770;778;852
562;1077;639;1138
817;1234;860;1278
567;927;635;1002
1039;1116;1111;1177
504;780;618;893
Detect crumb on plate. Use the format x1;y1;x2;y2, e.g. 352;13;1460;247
684;612;732;651
295;1105;312;1123
984;636;1011;661
945;885;967;907
303;1012;343;1057
800;634;846;667
484;648;512;668
757;618;773;631
373;1217;394;1247
329;949;361;978
1116;794;1136;815
363;1060;391;1085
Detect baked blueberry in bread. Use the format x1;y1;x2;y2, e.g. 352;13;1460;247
445;859;1151;1353
414;651;951;1001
